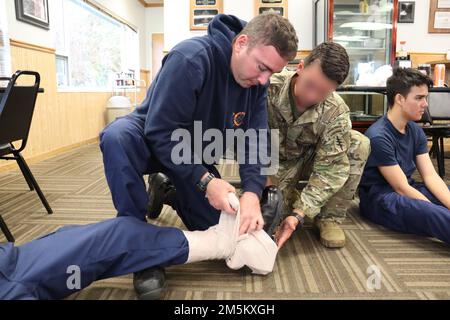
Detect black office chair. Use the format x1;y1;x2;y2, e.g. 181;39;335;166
420;91;450;178
0;70;53;242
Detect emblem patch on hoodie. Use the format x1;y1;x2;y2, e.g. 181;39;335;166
233;112;246;127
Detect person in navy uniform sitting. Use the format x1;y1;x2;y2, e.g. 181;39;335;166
359;67;450;245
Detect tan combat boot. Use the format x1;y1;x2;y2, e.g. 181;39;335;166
314;219;346;248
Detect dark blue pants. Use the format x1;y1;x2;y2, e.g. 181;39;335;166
99;116;220;231
0;217;189;300
359;182;450;244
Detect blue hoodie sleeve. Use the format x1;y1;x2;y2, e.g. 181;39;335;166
239;88;270;199
144;51;208;186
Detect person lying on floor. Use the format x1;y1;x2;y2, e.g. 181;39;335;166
0;194;277;300
359;67;450;245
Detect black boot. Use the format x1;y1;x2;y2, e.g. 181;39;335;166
133;267;167;300
147;173;177;219
260;186;284;238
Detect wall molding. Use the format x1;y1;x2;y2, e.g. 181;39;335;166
9;39;55;54
138;0;164;8
86;0;138;31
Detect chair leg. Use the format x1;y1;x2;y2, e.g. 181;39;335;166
16;157;35;191
434;136;445;178
16;153;53;214
0;215;15;243
439;137;445;177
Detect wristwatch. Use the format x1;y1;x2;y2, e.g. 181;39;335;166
289;211;305;231
196;172;215;192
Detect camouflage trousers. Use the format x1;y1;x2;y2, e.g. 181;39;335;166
273;130;370;223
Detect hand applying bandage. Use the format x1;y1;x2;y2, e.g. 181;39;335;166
225;193;279;275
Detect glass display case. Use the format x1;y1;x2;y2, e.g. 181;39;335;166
314;0;398;116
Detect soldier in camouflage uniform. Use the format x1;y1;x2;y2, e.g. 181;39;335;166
269;42;370;249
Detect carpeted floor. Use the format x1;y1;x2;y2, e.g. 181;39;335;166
1;143;450;300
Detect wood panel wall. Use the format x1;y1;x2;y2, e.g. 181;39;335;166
1;40;111;172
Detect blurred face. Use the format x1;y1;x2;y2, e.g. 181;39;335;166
396;85;429;121
292;60;339;109
231;35;288;88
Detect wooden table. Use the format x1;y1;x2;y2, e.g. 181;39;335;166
0;87;44;93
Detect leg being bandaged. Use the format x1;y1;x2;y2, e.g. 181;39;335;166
182;208;239;262
183;193;278;275
225;231;277;275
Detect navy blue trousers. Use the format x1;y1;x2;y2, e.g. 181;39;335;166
359;182;450;244
0;217;189;300
99;116;220;231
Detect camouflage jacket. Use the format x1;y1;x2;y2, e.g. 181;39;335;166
267;70;352;218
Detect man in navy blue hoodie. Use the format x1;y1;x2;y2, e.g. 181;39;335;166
99;14;298;299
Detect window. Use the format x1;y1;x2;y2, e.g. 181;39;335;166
56;55;69;87
54;0;139;90
0;0;12;83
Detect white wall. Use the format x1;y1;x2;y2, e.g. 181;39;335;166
289;0;313;50
396;0;450;53
164;0;450;54
5;0;449;72
164;0;314;52
146;6;164;72
164;0;198;51
4;0;153;69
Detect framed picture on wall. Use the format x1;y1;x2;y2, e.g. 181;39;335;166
15;0;50;30
190;0;223;30
254;0;288;18
398;1;415;23
429;0;450;33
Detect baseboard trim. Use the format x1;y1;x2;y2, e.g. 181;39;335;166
0;138;99;173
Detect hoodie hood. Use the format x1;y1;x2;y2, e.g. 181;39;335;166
207;14;247;68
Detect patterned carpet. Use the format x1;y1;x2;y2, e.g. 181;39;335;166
1;143;450;300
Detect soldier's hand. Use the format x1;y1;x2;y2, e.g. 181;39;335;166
275;216;299;249
239;192;264;235
205;178;237;215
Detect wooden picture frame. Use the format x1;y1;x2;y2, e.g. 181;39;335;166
190;0;224;31
428;0;450;33
15;0;50;30
254;0;288;18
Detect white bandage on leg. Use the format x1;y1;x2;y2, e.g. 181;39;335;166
183;193;240;263
226;193;278;275
226;230;278;275
183;193;278;275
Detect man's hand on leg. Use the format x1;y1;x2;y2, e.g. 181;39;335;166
275;216;299;249
205;176;237;215
239;192;264;235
